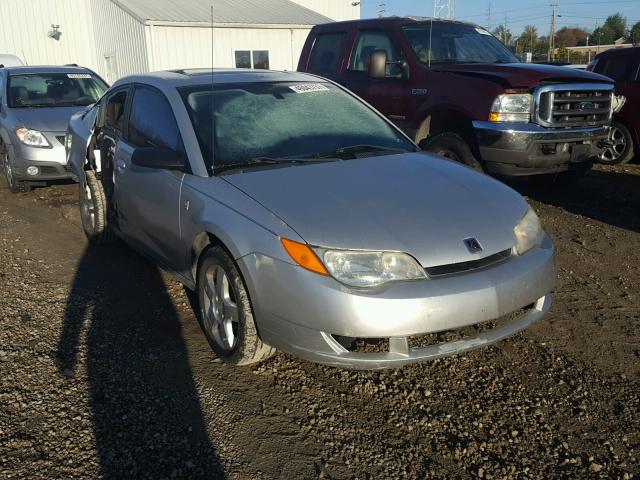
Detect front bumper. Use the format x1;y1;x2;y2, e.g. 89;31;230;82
8;133;72;182
239;235;556;369
473;121;609;176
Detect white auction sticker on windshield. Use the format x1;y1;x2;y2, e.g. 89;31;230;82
289;84;330;94
475;27;492;35
67;73;92;79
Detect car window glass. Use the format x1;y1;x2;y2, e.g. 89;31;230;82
128;86;180;150
104;90;128;132
308;32;346;73
7;73;107;108
600;56;632;81
349;30;401;75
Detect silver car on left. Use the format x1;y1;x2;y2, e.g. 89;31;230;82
0;65;108;192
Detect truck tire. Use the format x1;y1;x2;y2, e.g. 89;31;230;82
600;121;635;165
197;245;276;366
79;170;117;245
421;132;484;172
1;146;31;193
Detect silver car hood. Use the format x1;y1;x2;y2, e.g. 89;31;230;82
13;106;88;132
224;153;529;267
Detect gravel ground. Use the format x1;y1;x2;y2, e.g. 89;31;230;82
0;165;639;479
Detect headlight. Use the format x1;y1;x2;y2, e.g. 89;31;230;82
317;249;426;288
514;208;544;255
15;128;50;148
489;94;533;123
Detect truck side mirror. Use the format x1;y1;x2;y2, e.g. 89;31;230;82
367;49;388;79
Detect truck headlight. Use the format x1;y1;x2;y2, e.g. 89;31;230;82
489;94;533;123
15;128;51;148
514;208;544;255
317;249;426;288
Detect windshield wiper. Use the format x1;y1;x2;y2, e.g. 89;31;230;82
313;144;410;160
213;156;332;175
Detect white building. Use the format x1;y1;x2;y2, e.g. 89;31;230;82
0;0;360;83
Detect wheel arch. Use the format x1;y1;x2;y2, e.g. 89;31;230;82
415;107;480;158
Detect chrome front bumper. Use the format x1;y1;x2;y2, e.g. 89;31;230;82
239;235;556;369
473;121;609;176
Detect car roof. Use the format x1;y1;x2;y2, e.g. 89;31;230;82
312;16;478;30
1;65;96;75
595;46;640;58
112;69;326;89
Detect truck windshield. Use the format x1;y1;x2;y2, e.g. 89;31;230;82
402;22;519;66
7;73;108;108
180;81;415;173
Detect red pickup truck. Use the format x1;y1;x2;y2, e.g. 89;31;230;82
298;17;615;178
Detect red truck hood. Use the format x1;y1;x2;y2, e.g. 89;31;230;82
436;63;613;89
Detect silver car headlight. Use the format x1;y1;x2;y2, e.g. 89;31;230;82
490;94;533;123
316;249;426;288
15;128;51;148
514;208;544;255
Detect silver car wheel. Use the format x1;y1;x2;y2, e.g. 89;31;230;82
3;152;13;185
80;184;96;231
601;125;627;162
202;264;239;352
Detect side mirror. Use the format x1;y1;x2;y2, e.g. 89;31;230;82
131;147;186;171
367;49;388;78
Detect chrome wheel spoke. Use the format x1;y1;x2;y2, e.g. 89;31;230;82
202;264;239;353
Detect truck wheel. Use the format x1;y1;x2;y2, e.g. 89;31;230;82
79;170;117;245
197;245;276;366
421;132;483;172
1;147;31;193
600;121;634;165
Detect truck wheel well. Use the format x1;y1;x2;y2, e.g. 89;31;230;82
416;110;480;159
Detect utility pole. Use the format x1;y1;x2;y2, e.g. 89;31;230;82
487;1;492;30
548;0;558;61
504;14;508;44
378;0;385;17
433;0;454;19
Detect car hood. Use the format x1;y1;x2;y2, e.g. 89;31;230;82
12;106;89;132
223;153;530;268
435;63;613;89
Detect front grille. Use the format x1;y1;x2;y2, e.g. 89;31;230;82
425;249;512;277
535;83;613;128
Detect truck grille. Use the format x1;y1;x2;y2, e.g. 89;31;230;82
535;83;613;128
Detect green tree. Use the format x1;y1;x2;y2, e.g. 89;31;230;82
592;14;628;45
556;27;589;47
493;24;512;46
630;21;640;45
517;25;538;53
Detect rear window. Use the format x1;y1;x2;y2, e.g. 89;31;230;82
308;32;346;73
7;72;108;108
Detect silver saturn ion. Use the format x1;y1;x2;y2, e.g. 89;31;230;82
67;70;555;369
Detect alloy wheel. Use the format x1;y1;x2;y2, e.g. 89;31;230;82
601;125;627;163
80;184;96;233
202;264;239;352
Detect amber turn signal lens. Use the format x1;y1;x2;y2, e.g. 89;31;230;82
488;112;500;122
280;238;328;275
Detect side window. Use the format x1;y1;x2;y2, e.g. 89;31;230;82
308;32;346;73
600;56;632;82
128;86;180;150
349;30;401;75
104;90;128;133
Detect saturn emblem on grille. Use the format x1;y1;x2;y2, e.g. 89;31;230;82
463;237;483;253
577;101;595;111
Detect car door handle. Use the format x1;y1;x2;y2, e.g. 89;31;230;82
116;159;126;173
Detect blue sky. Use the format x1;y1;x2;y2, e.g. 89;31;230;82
360;0;640;36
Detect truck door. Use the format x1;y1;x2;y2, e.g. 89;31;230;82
341;29;410;130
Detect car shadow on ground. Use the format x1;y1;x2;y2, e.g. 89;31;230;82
56;243;225;479
505;168;640;234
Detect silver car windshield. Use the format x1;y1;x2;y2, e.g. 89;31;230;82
7;73;108;108
180;81;415;173
403;23;519;66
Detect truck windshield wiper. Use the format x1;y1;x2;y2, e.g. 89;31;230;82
313;144;410;160
213;156;333;175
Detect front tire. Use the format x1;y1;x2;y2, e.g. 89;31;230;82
421;132;484;172
1;147;31;193
600;121;635;165
79;170;116;245
197;246;275;366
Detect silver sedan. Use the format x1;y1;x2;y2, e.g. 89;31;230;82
66;70;555;369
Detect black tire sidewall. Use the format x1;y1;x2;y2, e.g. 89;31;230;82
197;247;250;363
422;133;484;172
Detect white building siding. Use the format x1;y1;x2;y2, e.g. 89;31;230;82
89;0;149;82
149;26;313;72
289;0;360;21
0;0;98;69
